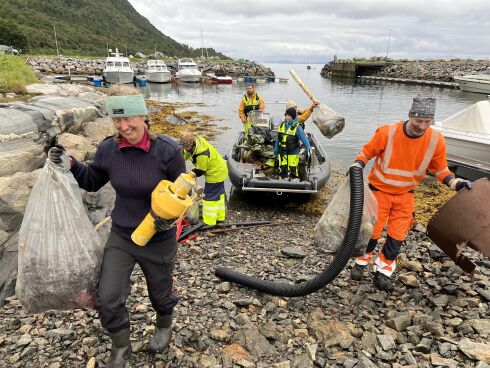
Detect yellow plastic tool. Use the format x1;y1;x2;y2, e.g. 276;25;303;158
131;172;196;246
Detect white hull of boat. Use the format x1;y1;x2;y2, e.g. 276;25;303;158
434;126;490;163
146;71;171;83
103;71;134;84
445;136;490;163
454;77;490;94
176;72;201;83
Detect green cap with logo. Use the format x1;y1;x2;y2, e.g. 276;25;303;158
106;95;148;118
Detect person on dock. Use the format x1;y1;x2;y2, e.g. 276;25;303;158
349;94;472;291
285;100;319;128
274;107;312;181
238;83;265;132
180;133;228;226
49;85;186;367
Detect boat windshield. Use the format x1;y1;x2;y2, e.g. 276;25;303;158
115;62;122;67
106;61;114;67
248;111;271;128
123;62;130;67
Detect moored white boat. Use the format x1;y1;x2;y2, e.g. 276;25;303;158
205;73;232;84
145;60;171;83
175;58;202;83
454;69;490;94
103;48;134;84
433;100;490;163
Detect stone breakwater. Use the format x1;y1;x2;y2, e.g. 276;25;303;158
25;57;274;77
321;60;490;82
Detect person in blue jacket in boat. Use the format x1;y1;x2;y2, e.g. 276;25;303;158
274;107;311;181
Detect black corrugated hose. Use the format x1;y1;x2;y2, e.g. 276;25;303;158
214;166;364;297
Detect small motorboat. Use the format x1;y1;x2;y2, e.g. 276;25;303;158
434;100;490;179
103;48;134;84
227;111;331;194
454;69;490;94
145;60;171;83
206;69;233;84
175;58;202;83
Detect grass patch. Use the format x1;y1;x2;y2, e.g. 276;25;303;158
0;55;39;94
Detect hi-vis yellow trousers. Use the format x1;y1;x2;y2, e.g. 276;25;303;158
202;182;226;226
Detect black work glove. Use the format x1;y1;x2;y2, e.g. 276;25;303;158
450;178;472;191
154;217;174;232
49;144;65;165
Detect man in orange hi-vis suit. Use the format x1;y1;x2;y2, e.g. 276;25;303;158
350;95;472;291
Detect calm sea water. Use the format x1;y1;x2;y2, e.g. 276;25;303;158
143;63;487;169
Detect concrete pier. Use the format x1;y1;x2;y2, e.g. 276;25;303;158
358;75;459;89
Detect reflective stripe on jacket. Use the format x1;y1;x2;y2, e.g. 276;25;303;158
355;121;452;194
184;136;228;183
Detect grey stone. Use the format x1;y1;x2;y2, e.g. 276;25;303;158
404;351;418;365
309;319;353;348
0;109;38;136
0;139;45;177
280;246;306;259
475;362;490;368
377;334;396;350
475;287;490;302
458;337;490;362
432;295;449;307
386;314;412;332
468;319;490;335
438;342;453;356
236;326;276;358
233;299;253;307
291;353;313;368
259;321;277;340
343;358;358;368
415;337;433;354
46;328;76;338
357;353;378;368
399;272;418;287
423;322;445;336
442;284;458;295
361;331;377;352
16;334;33;347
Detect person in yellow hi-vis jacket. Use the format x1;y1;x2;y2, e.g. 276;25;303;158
180;133;228;226
238;84;265;132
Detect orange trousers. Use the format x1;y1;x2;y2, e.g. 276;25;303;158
354;190;415;276
371;190;415;241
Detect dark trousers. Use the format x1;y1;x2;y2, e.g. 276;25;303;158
365;235;402;261
96;231;179;333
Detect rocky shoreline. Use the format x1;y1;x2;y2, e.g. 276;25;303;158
0;85;489;367
321;60;490;82
25;57;274;78
1;168;489;367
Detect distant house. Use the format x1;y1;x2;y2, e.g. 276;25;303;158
0;45;20;55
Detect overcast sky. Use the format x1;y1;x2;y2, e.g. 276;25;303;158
128;0;490;63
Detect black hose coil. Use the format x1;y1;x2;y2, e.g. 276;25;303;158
214;166;364;297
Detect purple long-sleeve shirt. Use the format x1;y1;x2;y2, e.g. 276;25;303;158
71;135;186;242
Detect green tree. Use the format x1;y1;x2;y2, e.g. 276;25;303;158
0;19;28;49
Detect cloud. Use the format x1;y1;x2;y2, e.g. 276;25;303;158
128;0;490;62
